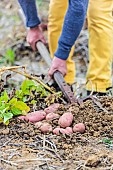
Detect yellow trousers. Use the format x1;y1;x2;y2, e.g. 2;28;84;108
86;0;113;92
48;0;75;84
48;0;113;91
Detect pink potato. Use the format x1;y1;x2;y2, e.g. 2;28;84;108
26;110;46;123
53;127;73;135
19;110;46;123
53;128;61;135
58;112;73;128
46;112;60;121
73;123;85;133
44;103;60;114
18;116;29;121
39;123;52;133
65;127;73;134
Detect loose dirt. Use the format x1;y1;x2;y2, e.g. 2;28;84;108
0;96;113;170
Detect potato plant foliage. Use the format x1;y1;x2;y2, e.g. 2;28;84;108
0;79;50;125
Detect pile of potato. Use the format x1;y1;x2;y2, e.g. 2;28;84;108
19;103;85;135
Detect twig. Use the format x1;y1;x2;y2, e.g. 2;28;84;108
43;135;46;151
45;160;51;170
45;146;64;163
14;158;51;163
1;158;18;166
0;137;14;148
12;69;55;94
0;66;26;74
0;66;55;93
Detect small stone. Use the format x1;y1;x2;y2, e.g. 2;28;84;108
93;131;100;137
63;144;69;149
85;155;100;167
2;128;10;135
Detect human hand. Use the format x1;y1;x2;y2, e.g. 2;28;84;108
27;25;46;51
48;57;67;78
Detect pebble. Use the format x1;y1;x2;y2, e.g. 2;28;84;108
2;128;10;135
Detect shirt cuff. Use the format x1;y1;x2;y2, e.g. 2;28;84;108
54;46;70;60
27;19;41;28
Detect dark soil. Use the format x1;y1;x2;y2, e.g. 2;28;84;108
0;1;113;170
0;96;113;170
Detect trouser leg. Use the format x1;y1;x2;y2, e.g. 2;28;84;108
86;0;113;92
48;0;75;84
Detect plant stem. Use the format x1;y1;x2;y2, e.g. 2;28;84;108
12;69;55;94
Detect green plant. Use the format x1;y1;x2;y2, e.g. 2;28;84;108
0;91;30;125
5;48;15;65
16;79;50;101
102;138;113;145
0;79;51;125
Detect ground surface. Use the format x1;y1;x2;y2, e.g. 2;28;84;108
0;1;113;170
0;97;113;170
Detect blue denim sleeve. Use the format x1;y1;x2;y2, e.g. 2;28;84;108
55;0;88;60
18;0;40;27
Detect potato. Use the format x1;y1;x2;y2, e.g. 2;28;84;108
53;127;73;135
53;128;61;135
39;123;52;133
26;110;46;123
44;103;60;114
65;127;73;134
18;116;29;121
73;123;85;133
58;112;73;128
46;112;60;121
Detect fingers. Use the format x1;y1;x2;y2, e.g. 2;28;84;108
26;25;46;51
48;67;57;78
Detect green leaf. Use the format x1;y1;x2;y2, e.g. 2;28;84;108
14;101;30;112
22;96;27;102
3;112;13;124
21;79;35;92
22;89;30;95
9;98;17;105
0;118;3;123
11;107;22;116
5;48;15;64
0;91;9;103
31;100;37;105
0;104;9;114
15;90;23;99
102;138;113;145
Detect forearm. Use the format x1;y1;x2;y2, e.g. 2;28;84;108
55;0;88;60
18;0;40;27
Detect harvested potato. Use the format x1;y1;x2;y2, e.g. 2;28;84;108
58;112;73;128
65;127;73;134
53;128;61;135
25;110;46;123
18;116;29;121
73;123;85;133
46;112;60;121
39;123;52;133
44;103;60;114
53;127;73;135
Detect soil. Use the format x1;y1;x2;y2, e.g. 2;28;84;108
0;96;113;170
0;1;113;170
